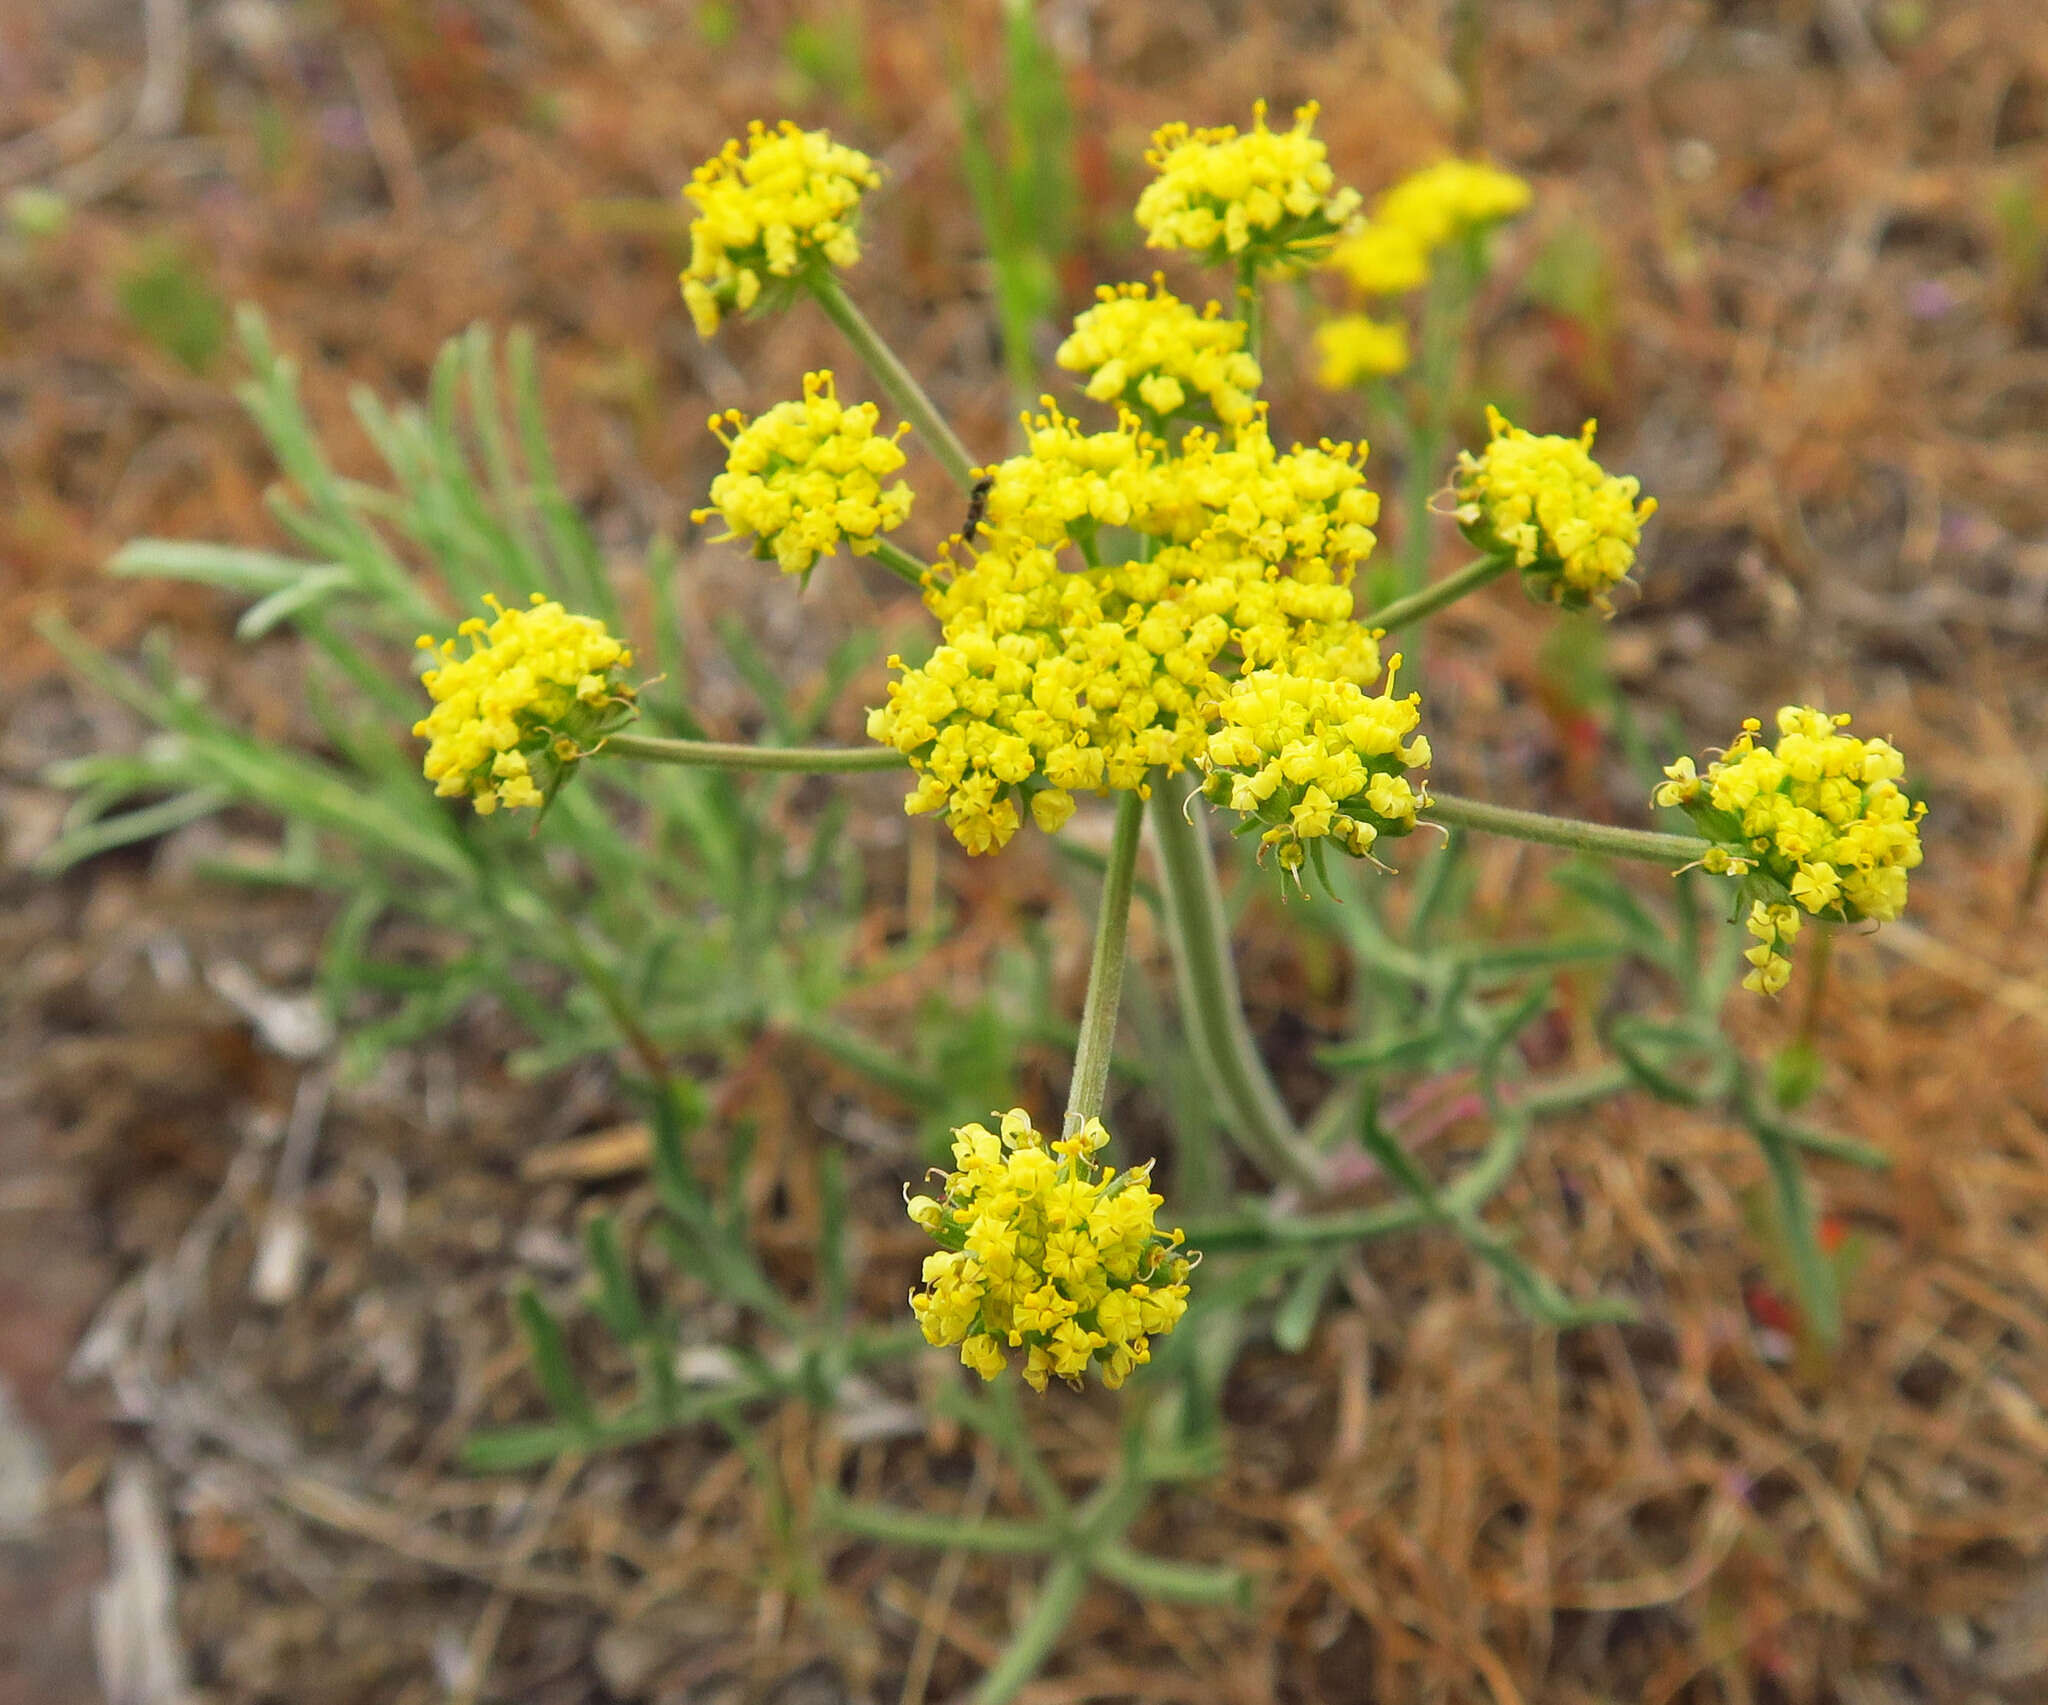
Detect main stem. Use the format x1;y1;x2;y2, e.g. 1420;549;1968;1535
1064;789;1145;1134
1147;773;1322;1189
1362;552;1511;633
808;274;978;492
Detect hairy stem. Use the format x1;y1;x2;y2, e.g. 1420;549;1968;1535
597;734;904;773
1065;789;1146;1134
865;537;932;591
1362;552;1512;633
599;739;1711;865
1422;793;1710;865
1148;773;1323;1189
808;274;977;492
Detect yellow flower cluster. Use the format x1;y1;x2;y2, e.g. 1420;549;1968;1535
692;371;913;577
680;121;880;338
907;1110;1192;1392
1318;159;1529;389
1453;406;1657;614
413;595;635;815
1055;279;1263;427
864;404;1388;854
1136;101;1360;275
1202;658;1431;882
1371;157;1532;254
1653;707;1926;995
1314;314;1411;389
1326;221;1429;297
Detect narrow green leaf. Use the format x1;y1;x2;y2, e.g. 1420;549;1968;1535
460;1419;601;1473
235;566;355;638
1093;1545;1251;1608
1272;1250;1339;1353
510;327;614;623
1354;1102;1445;1211
1607;1016;1729;1107
584;1214;645;1342
821;1496;1057;1555
36;787;230;872
513;1283;593;1429
1748;1111;1842;1345
107;540;327;594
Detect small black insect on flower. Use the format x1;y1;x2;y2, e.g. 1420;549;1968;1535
962;474;994;544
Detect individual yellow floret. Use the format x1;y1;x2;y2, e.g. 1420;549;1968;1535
906;1109;1193;1392
1055;279;1264;427
1371;158;1532;255
1656;707;1926;996
1200;655;1432;889
692;371;913;577
1314;313;1411;388
1136;101;1361;276
680;121;881;337
1326;221;1430;296
412;594;635;815
1453;405;1657;615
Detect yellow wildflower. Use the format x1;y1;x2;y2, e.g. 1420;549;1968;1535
1372;158;1531;255
907;1109;1192;1392
1741;901;1802;998
413;595;635;815
1453;405;1657;615
864;406;1387;852
1314;313;1411;388
1656;707;1926;996
1136;101;1360;275
1202;657;1431;885
1056;279;1264;427
680;121;881;338
693;371;913;577
1326;221;1430;296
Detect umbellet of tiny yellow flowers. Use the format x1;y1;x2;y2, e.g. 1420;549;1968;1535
692;370;913;577
1326;220;1430;298
1653;706;1925;995
1317;160;1531;387
1202;657;1431;884
1453;406;1657;615
413;595;635;815
1654;708;1925;998
907;1109;1192;1392
863;398;1391;855
1369;157;1532;255
1136;101;1360;275
1314;313;1411;390
1055;278;1264;428
680;121;880;338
